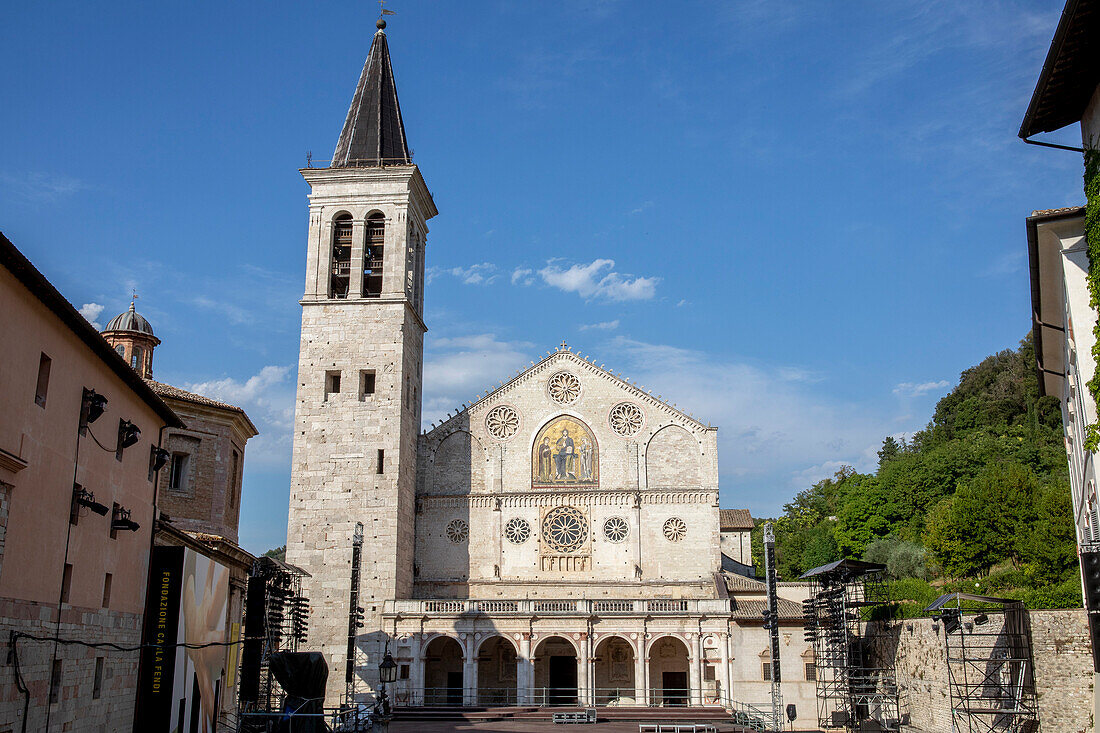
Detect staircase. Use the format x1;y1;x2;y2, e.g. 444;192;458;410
392;705;733;723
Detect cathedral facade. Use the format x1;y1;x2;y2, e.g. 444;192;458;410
285;20;814;713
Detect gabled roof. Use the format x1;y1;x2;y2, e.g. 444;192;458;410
424;344;713;439
331;23;411;167
720;508;754;530
0;232;181;428
1019;0;1100;138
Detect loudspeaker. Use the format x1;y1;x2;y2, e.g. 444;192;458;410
239;576;267;702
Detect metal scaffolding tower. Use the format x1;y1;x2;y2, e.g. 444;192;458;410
801;559;900;732
926;593;1039;733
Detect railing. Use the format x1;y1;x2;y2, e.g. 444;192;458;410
386;598;730;616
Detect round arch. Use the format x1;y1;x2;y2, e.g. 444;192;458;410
644;424;701;488
593;635;637;706
422;635;464;706
532;635;579;706
647;635;690;707
530;413;600;488
431;429;487;494
476;635;519;706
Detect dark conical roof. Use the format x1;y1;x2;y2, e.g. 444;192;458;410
331;28;411;167
103;301;155;336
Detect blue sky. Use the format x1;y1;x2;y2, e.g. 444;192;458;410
1;1;1087;555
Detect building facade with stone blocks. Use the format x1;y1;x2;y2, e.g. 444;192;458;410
284;23;819;719
101;303;259;729
0;233;182;732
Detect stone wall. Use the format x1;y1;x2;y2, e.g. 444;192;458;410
870;609;1094;733
0;598;142;733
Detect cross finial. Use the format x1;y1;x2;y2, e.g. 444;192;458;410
559;340;569;352
377;0;395;29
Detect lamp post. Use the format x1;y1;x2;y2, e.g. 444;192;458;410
375;647;397;732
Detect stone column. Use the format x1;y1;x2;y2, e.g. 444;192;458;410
462;635;476;706
519;634;533;705
410;635;424;707
634;644;647;706
349;219;365;297
718;632;731;706
577;633;591;706
690;634;704;706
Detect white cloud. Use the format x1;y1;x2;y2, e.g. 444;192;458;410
893;380;950;398
629;200;654;215
0;170;88;204
422;334;533;426
78;302;104;329
538;259;658;301
511;267;534;286
579;320;620;331
186;365;294;468
191;295;251;325
429;263;499;286
606;337;903;496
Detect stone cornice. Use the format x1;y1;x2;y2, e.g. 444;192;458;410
425;349;712;441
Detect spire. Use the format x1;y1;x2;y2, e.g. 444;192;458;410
331;19;411;167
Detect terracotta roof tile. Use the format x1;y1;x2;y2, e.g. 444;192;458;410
720;508;754;530
146;380;245;413
731;597;802;621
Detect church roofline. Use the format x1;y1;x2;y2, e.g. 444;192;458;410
424;344;714;438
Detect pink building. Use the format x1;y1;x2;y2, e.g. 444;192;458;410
0;232;182;731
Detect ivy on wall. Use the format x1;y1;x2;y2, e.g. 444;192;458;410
1083;148;1100;450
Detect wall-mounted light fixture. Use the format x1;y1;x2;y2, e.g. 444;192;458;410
111;505;140;533
79;388;107;432
150;446;170;473
117;419;141;452
71;483;109;524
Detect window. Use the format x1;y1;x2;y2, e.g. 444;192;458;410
169;453;190;491
131;346;143;371
762;662;772;681
61;563;73;603
115;344;125;358
363;213;385;297
49;660;63;704
399;664;410;680
330;214;353;299
35;352;51;407
703;665;716;681
376;449;384;475
92;657;104;699
325;371;341;400
102;573;112;608
359;370;376;400
805;662;816;681
226;449;241;519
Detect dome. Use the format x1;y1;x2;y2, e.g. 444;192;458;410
103;301;155;336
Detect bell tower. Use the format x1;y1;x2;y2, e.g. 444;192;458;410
285;17;436;705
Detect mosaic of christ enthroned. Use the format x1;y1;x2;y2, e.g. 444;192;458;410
532;416;599;488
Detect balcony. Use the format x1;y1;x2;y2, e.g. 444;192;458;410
384;598;731;617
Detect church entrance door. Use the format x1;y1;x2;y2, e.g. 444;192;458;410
662;672;688;706
548;656;578;706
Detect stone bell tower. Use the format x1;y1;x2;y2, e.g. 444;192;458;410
285;17;437;705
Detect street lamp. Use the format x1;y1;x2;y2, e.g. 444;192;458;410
374;646;397;731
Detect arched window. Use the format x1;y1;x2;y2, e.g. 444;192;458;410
115;344;125;358
131;346;143;371
363;212;384;297
330;213;353;298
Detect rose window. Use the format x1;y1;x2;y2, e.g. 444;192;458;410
663;517;687;542
609;402;644;437
504;517;531;545
485;405;520;440
547;372;581;405
446;519;469;544
541;506;588;553
603;516;629;543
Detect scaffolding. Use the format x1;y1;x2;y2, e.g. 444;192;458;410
925;593;1039;733
801;559;900;732
251;556;311;717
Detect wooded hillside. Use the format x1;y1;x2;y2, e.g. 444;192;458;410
755;336;1082;610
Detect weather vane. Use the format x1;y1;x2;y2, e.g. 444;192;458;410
378;0;396;20
131;288;139;303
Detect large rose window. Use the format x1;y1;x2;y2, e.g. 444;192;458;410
547;372;581;405
541;506;588;553
486;405;520;440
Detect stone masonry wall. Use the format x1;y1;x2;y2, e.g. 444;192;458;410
0;598;142;733
870;610;1093;733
